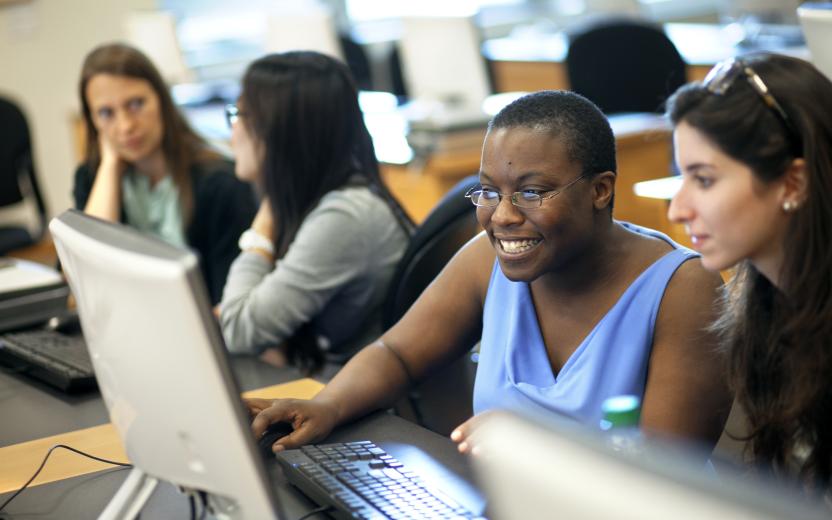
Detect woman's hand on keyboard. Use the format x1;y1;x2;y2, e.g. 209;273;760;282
248;397;340;452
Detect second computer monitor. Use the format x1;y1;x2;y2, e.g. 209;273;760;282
398;14;492;110
798;3;832;82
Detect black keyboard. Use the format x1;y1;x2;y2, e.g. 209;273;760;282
0;330;96;393
276;441;484;520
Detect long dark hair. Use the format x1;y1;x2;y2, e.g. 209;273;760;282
240;51;412;371
666;53;832;492
79;43;218;223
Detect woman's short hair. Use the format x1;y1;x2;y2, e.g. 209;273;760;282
490;90;617;178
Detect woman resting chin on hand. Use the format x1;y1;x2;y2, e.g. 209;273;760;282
74;43;257;305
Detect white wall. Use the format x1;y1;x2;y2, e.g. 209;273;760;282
0;0;156;219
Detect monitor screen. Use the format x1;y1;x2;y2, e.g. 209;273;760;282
49;210;280;518
398;15;492;110
264;2;343;60
473;411;829;520
124;11;193;85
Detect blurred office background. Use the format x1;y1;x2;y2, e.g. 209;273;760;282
0;0;809;228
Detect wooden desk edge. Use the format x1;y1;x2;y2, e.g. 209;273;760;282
0;378;324;494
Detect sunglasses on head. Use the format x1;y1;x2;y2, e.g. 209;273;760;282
702;58;801;155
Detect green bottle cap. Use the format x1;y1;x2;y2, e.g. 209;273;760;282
601;395;641;429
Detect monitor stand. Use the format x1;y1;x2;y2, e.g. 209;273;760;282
99;468;158;520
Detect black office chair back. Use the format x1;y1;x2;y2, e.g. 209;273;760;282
0;97;48;254
383;175;481;436
565;18;686;114
383;175;480;329
339;33;373;91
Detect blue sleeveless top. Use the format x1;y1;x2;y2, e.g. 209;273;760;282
472;222;699;426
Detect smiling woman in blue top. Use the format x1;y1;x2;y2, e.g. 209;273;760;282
246;90;732;454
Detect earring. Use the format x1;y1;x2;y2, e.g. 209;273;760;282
782;200;797;212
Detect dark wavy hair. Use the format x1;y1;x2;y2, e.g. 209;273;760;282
490;90;617;211
239;51;412;371
666;53;832;492
79;43;218;223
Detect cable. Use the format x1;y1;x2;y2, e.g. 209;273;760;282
197;491;208;520
0;444;132;513
295;505;334;520
188;493;196;520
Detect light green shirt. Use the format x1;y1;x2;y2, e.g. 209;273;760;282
121;172;186;247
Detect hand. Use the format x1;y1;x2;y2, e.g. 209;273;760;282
251;199;274;241
450;411;496;455
247;398;339;452
98;133;126;175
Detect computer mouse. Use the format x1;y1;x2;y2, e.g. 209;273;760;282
258;421;294;459
46;311;82;335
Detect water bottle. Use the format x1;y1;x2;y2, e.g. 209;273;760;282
600;394;643;454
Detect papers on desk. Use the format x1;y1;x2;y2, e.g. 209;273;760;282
0;258;62;294
401;99;489;156
401;94;527;155
0;258;68;332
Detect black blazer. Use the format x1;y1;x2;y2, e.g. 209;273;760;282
72;158;257;305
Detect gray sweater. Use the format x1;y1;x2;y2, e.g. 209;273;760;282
219;186;408;357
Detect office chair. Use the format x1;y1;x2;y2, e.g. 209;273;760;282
383;175;482;436
0;97;48;255
565;18;686;114
339;34;373;91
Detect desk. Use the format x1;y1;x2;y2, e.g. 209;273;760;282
5;235;58;267
0;413;484;519
0;357;328;464
0;358;484;518
0;378;322;493
484;23;810;93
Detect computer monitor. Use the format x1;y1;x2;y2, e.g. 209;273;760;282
473;411;829;520
49;210;280;519
124;10;194;85
798;3;832;82
264;1;343;60
398;15;492;111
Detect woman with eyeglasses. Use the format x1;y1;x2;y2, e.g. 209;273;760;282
74;43;257;305
219;51;411;372
246;90;731;458
667;53;832;494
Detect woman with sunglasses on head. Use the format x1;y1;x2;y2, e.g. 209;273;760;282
75;43;257;305
246;90;732;458
667;53;832;495
219;51;411;371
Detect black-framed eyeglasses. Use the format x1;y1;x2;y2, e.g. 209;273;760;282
224;104;244;128
703;58;800;153
465;174;587;209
